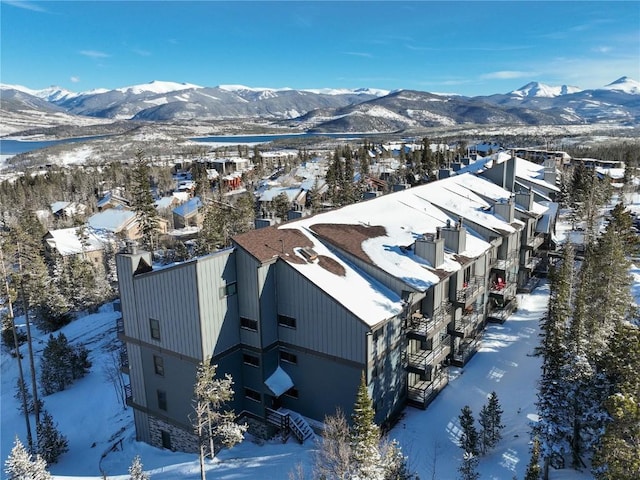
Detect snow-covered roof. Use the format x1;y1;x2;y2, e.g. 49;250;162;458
172;191;190;203
88;208;136;233
45;227;105;256
264;366;294;397
514;157;560;193
259;187;302;203
173;197;202;217
595;167;625;180
155;196;175;210
536;201;559;234
51;201;71;214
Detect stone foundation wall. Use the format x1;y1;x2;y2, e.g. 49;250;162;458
241;414;272;440
148;416;199;453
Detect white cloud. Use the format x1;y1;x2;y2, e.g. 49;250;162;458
80;50;110;59
70;76;80;83
342;51;373;59
593;46;612;54
4;1;48;12
132;48;151;56
481;71;537;80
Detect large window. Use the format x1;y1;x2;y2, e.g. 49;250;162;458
278;314;297;329
157;390;167;411
153;355;164;376
149;318;161;341
240;317;258;331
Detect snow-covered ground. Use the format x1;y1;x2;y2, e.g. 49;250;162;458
6;197;640;478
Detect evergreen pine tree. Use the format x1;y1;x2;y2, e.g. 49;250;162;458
478;392;504;453
524;437;542;480
350;372;383;479
4;436;51;480
458;405;479;456
131;150;159;252
129;455;150;480
457;451;480;480
381;439;418;480
36;410;68;464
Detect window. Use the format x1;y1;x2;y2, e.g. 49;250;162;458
220;282;237;298
157;390;167;411
284;387;299;399
240;317;258;331
245;388;261;402
149;318;161;341
153;355;164;376
243;353;260;367
278;314;297;329
279;350;298;364
161;430;172;450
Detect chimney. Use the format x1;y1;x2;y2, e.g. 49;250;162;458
505;151;516;192
438;168;453;179
125;239;138;254
515;189;534;211
414;229;445;268
494;196;515;223
544;166;557;186
441;218;467;253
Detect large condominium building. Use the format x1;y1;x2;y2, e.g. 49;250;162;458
116;154;558;452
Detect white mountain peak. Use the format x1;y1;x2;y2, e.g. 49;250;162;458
510;81;581;98
115;80;203;95
601;76;640;94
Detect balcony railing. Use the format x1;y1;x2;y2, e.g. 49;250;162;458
455;276;484;305
487;298;517;323
453;306;484;338
116;317;125;336
119;346;129;373
407;303;452;339
125;383;132;405
452;334;482;366
492;252;518;271
406;335;452;373
407;370;449;407
526;235;545;250
523;256;541;271
489;281;517;300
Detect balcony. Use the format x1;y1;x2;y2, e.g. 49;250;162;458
407;370;449;409
454;276;484;307
119;346;129;374
407;303;452;341
452;334;482;367
523;256;541;271
491;252;518;272
452;306;484;338
125;383;133;406
405;335;451;374
116;317;125;340
525;234;545;251
487;298;517;324
489;280;517;302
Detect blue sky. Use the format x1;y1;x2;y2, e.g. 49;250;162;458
1;1;639;96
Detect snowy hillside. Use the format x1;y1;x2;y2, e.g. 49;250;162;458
115;80;203;95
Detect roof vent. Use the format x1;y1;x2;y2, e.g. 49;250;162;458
299;247;318;262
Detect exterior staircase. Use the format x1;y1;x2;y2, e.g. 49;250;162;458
265;408;314;443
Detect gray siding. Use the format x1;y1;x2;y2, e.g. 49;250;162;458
276;262;370;363
133;262;203;359
196;250;240;356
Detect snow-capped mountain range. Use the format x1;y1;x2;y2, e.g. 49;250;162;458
1;77;639;132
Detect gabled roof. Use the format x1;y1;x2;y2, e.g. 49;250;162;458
44;227;105;256
88;208;136;233
173;197;202;217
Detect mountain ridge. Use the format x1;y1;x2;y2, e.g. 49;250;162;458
2;77;639;132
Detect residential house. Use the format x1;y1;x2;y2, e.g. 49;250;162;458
172;197;203;229
88;208;139;240
43;226;106;266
